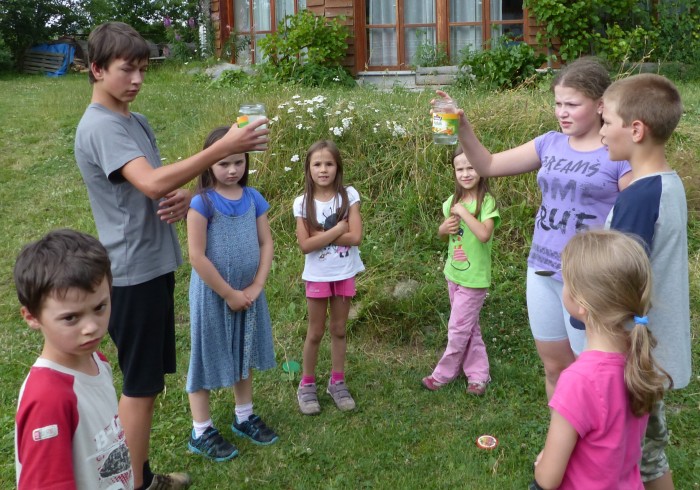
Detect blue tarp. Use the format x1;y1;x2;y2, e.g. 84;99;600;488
29;43;74;76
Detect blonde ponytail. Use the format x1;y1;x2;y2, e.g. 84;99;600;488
562;230;672;417
625;320;673;416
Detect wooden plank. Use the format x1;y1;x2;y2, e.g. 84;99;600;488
325;7;353;17
306;0;325;6
23;51;65;74
325;0;352;7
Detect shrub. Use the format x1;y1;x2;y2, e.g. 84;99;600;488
654;0;700;65
257;10;350;83
597;24;657;66
289;63;356;88
0;37;13;73
457;39;548;90
411;40;450;68
523;0;645;62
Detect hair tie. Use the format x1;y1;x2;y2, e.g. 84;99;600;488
634;316;648;325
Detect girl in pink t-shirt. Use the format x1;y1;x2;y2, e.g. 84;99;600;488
533;230;671;490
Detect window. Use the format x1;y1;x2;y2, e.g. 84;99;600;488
232;0;307;64
362;0;525;69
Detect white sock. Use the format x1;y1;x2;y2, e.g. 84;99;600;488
235;402;254;424
193;419;213;438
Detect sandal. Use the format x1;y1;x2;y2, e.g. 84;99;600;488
421;376;445;391
467;381;488;396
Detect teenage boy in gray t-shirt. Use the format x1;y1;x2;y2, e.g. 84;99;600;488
74;21;268;490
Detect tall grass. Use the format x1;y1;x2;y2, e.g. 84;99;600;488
1;65;698;488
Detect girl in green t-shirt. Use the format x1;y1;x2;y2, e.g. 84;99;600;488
422;146;500;396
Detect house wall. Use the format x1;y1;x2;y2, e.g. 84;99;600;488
210;0;223;53
211;1;548;72
306;0;356;71
210;0;356;69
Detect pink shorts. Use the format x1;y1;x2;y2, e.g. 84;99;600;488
305;277;356;298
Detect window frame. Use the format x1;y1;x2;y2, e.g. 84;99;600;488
355;0;528;71
222;0;307;64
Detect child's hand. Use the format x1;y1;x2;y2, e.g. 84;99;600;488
431;90;466;121
242;283;263;302
335;219;350;235
451;203;472;219
158;189;191;223
225;290;253;311
439;215;460;235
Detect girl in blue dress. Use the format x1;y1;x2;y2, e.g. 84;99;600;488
185;126;277;462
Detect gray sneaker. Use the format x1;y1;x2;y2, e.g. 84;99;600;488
297;383;321;415
327;380;356;411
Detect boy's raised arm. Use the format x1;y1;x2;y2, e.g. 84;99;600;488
121;120;269;200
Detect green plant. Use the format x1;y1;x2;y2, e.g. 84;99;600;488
290;63;356;88
523;0;646;62
210;68;251;88
162;15;199;61
0;37;13;73
411;36;450;68
597;24;657;66
654;0;700;64
458;39;548;90
257;10;350;82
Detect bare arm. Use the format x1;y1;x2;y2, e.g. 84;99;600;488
187;208;252;311
618;170;633;191
242;213;274;302
434;90;542;177
451;204;496;243
333;203;363;247
121;120;269;200
295;216;349;254
534;410;578;489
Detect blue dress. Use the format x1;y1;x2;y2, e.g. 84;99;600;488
186;190;276;392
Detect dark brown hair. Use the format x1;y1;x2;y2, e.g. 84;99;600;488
302;140;349;231
194;126;250;212
451;145;492;219
14;229;112;316
88;22;150;84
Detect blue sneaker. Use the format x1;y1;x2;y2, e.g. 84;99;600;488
231;414;279;445
187;426;238;462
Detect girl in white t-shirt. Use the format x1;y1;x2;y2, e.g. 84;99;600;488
293;140;365;415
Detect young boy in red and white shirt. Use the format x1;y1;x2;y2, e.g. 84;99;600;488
14;229;133;489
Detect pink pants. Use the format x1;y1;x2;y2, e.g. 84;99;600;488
432;280;489;384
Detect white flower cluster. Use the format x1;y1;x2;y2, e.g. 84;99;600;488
278;95;328;119
386;121;407;137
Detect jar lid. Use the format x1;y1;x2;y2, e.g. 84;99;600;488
476;435;498;450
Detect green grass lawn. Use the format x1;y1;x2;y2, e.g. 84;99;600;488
1;65;698;489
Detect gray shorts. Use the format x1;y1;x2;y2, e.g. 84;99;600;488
526;267;585;355
641;399;670;482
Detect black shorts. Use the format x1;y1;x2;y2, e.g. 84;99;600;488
108;272;177;397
